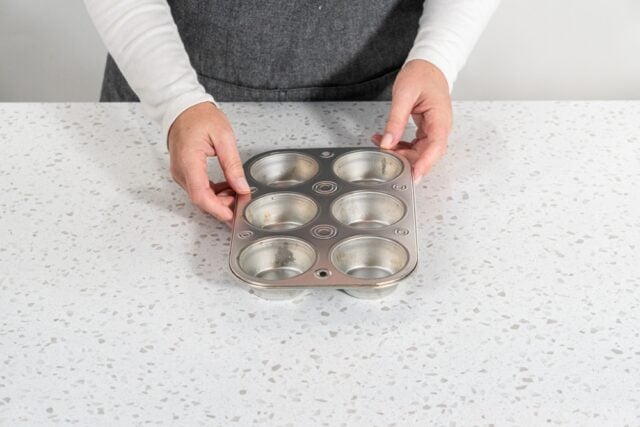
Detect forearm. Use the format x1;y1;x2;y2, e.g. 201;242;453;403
83;0;214;139
408;0;501;91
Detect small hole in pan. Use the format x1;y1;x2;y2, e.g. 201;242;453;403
314;269;331;279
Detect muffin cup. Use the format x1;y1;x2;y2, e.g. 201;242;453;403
237;237;317;281
332;150;403;184
244;193;318;231
331;191;406;229
249;152;319;187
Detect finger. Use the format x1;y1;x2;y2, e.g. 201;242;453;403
393;145;422;165
411;113;426;140
210;182;236;201
181;152;234;221
218;195;237;229
211;180;233;195
191;186;234;222
395;140;417;150
212;131;250;195
209;181;237;216
216;194;235;207
381;91;415;149
372;134;418;165
413;129;448;183
372;134;414;150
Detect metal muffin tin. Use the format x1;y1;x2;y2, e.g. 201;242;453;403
229;147;418;300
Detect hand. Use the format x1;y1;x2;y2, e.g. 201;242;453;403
168;102;250;223
372;59;453;183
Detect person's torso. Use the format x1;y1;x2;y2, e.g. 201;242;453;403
167;0;423;101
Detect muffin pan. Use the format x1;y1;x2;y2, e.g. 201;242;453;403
229;147;418;300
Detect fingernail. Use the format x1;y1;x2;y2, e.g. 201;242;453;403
221;211;233;223
413;174;423;184
234;177;250;193
380;133;393;149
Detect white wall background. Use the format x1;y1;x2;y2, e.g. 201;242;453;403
1;0;639;101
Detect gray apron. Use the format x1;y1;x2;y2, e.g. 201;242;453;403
101;0;423;102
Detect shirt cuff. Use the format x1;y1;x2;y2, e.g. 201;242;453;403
404;47;457;93
161;91;218;142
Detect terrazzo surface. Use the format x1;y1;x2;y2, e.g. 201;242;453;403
1;102;639;426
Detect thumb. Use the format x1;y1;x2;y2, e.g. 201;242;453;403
381;92;414;149
213;131;250;195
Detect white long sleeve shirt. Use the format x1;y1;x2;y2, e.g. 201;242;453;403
84;0;500;139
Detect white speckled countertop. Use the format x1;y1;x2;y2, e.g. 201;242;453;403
1;102;639;425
